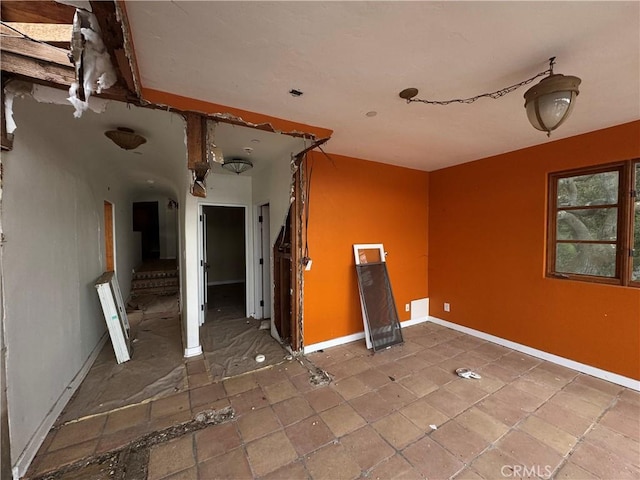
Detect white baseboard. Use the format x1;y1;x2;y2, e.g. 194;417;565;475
12;333;109;479
304;331;365;354
428;316;640;392
184;345;203;358
400;316;429;328
303;316;429;354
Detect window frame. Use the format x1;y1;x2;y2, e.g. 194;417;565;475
546;159;638;287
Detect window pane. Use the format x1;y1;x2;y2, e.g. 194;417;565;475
556;243;616;277
557;171;619;207
556;208;618;241
633;162;640;281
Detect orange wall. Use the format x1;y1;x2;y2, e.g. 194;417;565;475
429;121;640;380
304;151;429;345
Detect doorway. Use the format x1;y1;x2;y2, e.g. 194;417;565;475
104;201;115;271
202;205;246;320
132;201;160;260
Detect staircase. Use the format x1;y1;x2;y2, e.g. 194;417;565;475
130;260;179;296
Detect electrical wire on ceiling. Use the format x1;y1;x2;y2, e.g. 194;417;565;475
0;21;72;55
400;62;554;105
302;144;336;263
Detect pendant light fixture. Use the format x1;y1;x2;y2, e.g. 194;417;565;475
399;57;581;136
104;127;146;150
222;158;253;175
523;58;581;136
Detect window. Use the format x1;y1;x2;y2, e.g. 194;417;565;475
547;159;639;287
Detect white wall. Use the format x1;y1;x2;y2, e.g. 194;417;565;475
1;97;139;476
182;173;253;356
251;156;295;325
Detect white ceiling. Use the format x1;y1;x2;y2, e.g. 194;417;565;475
124;1;639;172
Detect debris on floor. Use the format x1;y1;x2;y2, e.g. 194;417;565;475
193;406;235;425
294;354;332;387
456;367;482;379
31;406;235;480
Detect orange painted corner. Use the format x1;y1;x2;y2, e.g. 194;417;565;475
428;120;640;380
140;87;333;140
303;151;429;346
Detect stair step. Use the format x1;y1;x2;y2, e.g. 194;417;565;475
131;286;179;296
132;270;178;281
132;278;179;288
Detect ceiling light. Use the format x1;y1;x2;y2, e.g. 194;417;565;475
289;89;304;97
365;111;378;117
399;57;580;136
104;127;146;150
523;59;581;136
222;158;253;175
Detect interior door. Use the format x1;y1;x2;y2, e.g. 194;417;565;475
273;208;292;343
260;204;271;319
201;212;209;324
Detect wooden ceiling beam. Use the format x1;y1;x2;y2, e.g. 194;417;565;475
1;51;75;86
1;36;71;67
0;1;75;24
90;1;136;95
1;52;135;103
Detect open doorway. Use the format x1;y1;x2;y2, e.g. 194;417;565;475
202;205;246;320
132;201;160;260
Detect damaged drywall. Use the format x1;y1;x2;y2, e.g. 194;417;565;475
3;81;110;135
68;8;117;118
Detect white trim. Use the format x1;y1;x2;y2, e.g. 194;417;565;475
304;331;365;354
302;316;429;354
12;333;108;479
184;345;203;358
428;316;640;392
400;316;429;328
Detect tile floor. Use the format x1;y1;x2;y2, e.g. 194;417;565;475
26;322;639;479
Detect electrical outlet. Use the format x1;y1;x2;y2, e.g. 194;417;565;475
444;302;450;312
405;303;410;312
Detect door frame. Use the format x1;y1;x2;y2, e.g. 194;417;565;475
198;203;251;326
103;200;116;272
255;203;271;321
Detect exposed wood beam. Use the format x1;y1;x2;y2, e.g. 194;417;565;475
0;51;135;103
90;1;136;95
1;50;75;85
1;36;71;66
0;1;75;24
185;113;211;197
186;113;207;171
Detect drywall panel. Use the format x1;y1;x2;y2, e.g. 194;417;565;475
2;97;139;473
428;121;640;380
252;156;294;248
251;155;294;323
